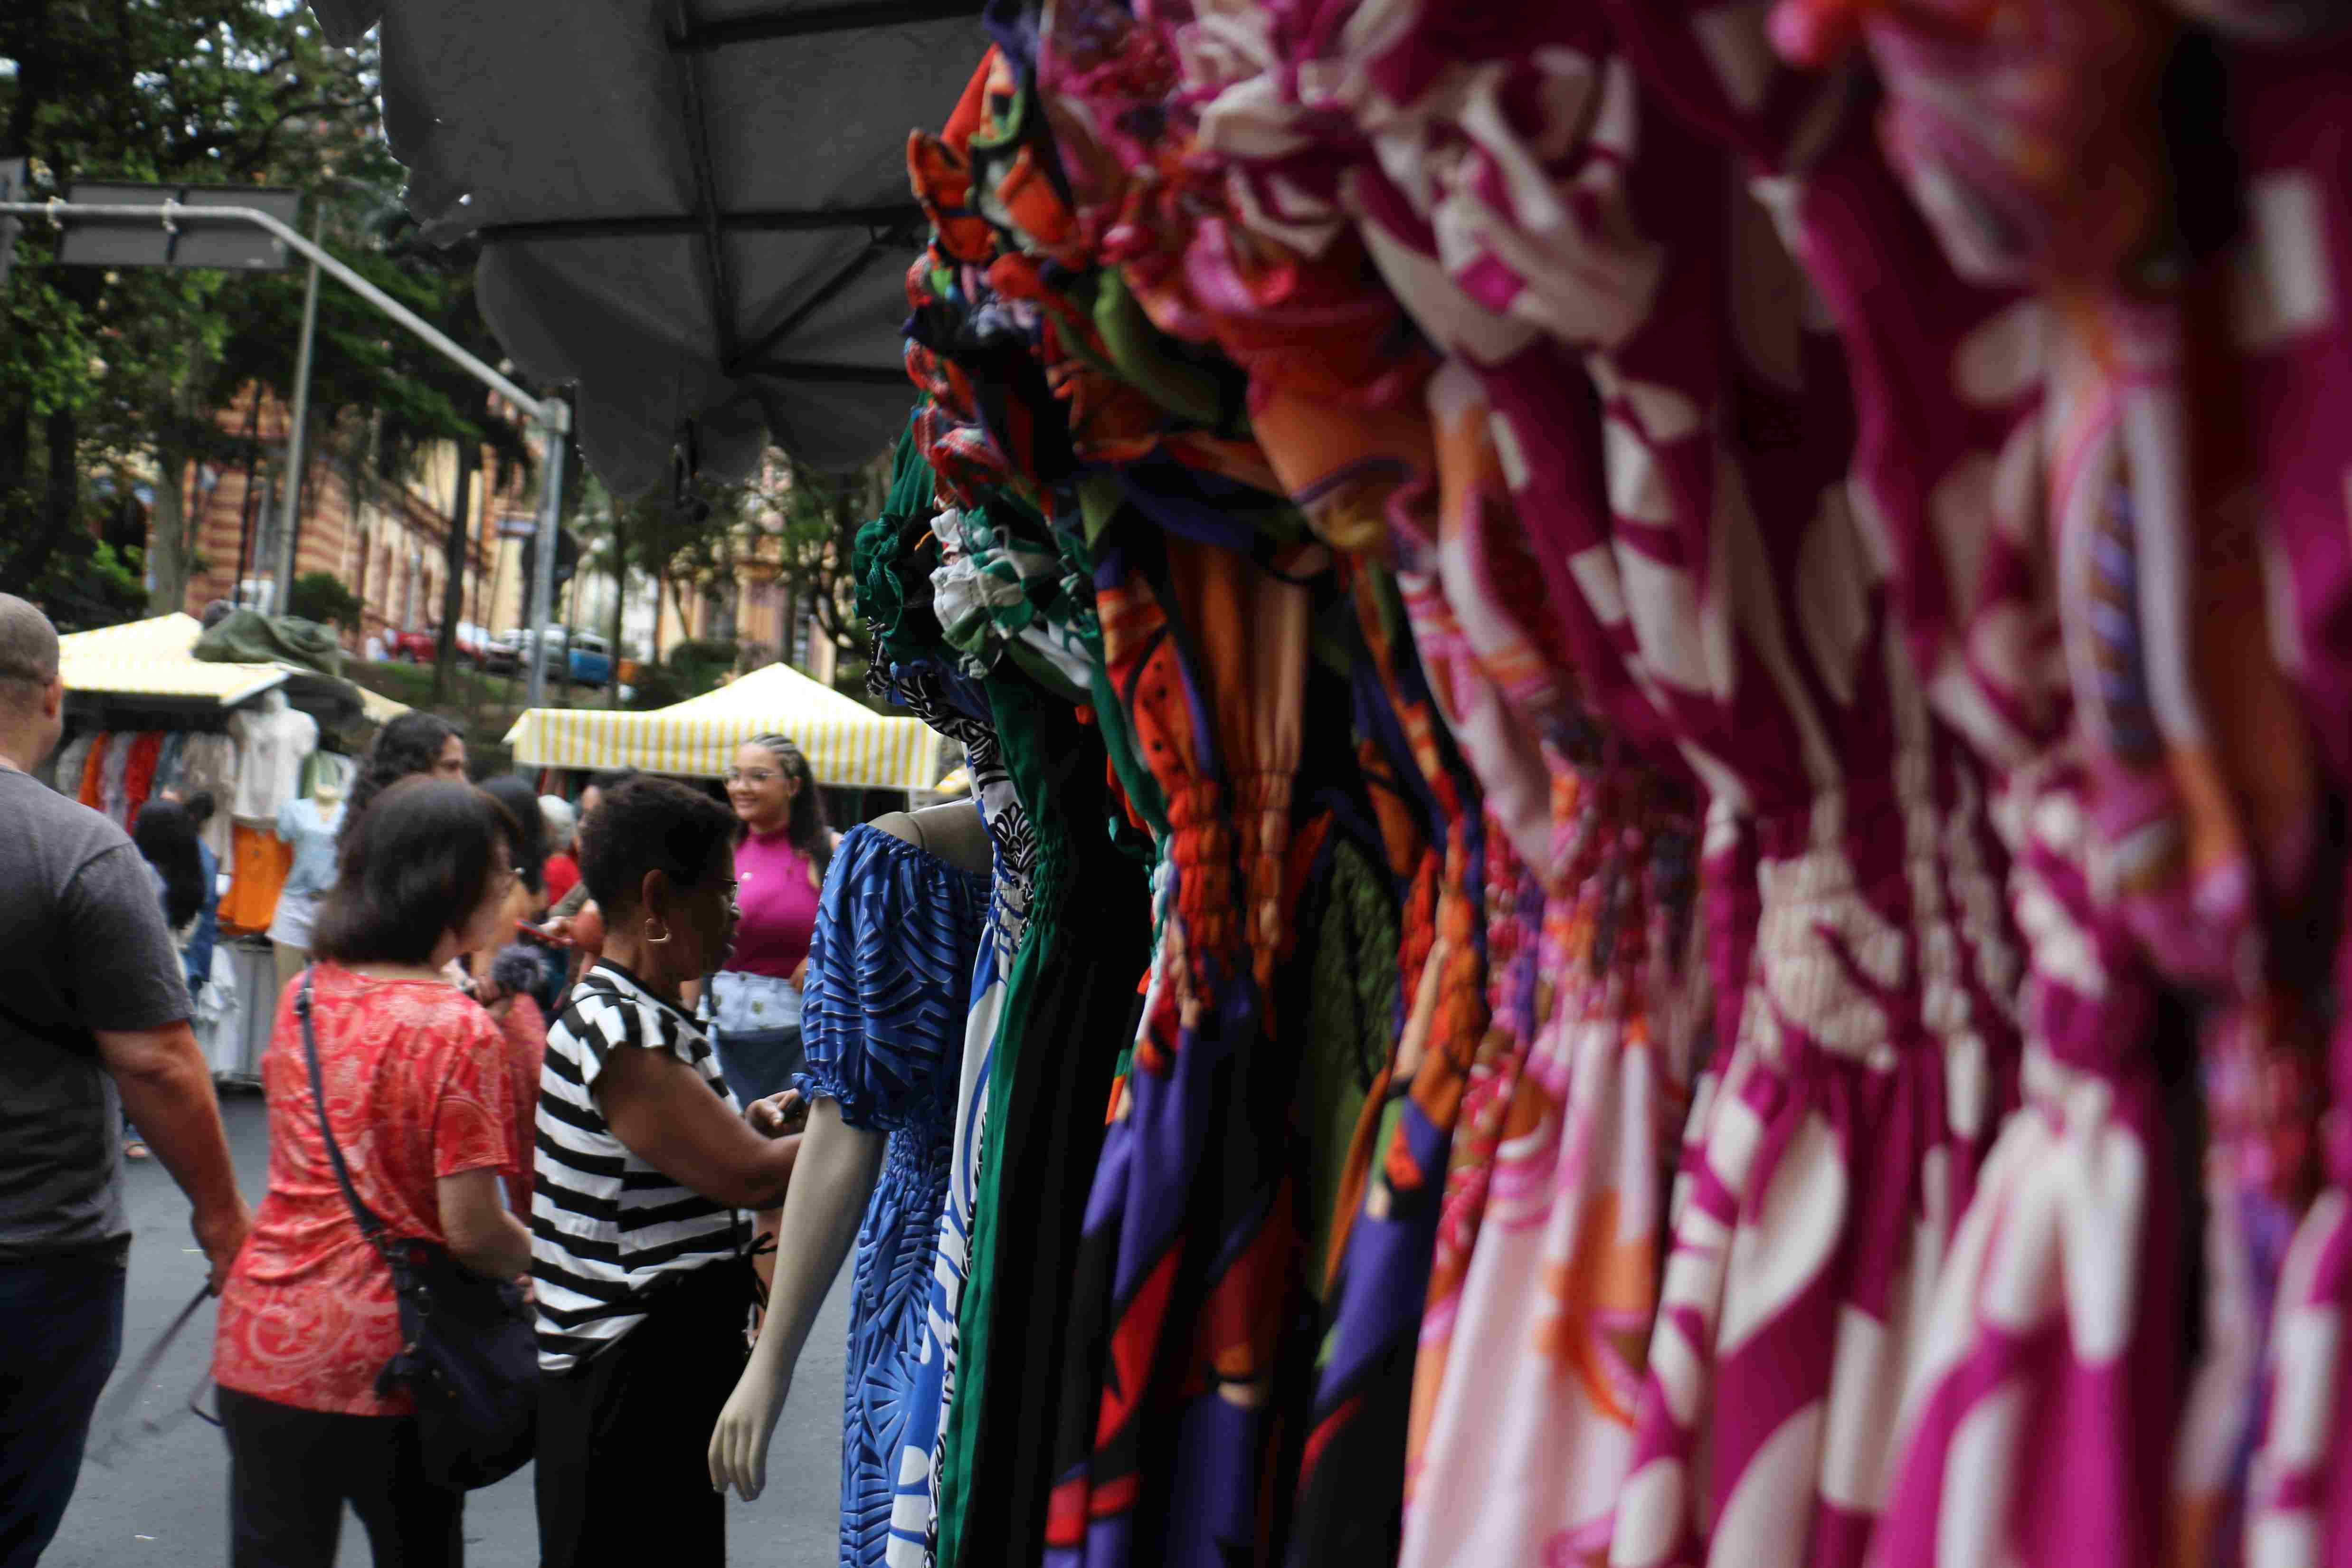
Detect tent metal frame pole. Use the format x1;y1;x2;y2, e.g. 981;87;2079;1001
476;203;920;243
666;0;984;50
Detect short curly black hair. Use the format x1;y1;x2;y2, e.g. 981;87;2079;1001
578;776;737;920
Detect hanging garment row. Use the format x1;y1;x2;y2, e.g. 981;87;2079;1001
53;692;340;938
758;7;2352;1568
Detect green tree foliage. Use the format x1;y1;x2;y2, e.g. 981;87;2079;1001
286;568;359;631
0;0;408;611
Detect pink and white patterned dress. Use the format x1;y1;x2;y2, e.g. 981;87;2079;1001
1178;5;2030;1564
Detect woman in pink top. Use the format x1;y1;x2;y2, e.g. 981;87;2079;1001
707;734;834;1105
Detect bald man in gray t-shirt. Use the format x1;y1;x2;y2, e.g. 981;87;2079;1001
0;594;249;1567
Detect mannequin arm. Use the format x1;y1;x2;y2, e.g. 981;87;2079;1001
709;1098;885;1499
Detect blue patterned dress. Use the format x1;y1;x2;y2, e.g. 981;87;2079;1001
794;822;989;1568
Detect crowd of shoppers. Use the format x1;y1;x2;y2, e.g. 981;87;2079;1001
2;590;839;1568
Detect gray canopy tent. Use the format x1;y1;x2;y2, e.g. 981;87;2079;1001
306;0;988;493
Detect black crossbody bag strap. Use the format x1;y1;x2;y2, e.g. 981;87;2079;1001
295;970;390;1250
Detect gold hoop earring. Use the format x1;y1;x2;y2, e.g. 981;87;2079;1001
644;918;672;945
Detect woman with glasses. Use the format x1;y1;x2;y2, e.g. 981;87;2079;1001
706;735;835;1108
211;777;531;1568
532;775;803;1568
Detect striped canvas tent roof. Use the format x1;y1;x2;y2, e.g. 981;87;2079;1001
503;662;940;791
58;613;412;728
58;613;289;706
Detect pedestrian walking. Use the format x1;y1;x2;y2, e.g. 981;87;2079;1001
539;795;579;907
532;775;802;1568
168;789;226;1000
707;736;835;1106
0;594;251;1568
129;796;216;1162
475;775;564;1019
540;771;631;991
340;713;466;844
210;776;532;1568
470;774;561;1211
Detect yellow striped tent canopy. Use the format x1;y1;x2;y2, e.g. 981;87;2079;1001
503;661;942;791
58;612;306;707
59;613;415;724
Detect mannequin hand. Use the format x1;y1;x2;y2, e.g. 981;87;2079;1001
709;1364;790;1500
747;1089;807;1137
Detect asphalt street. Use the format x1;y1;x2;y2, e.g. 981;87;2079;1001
42;1088;853;1568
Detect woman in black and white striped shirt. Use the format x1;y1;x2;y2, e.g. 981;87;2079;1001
533;776;803;1568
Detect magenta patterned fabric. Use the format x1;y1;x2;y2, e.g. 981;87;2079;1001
2228;33;2352;1568
1178;6;2030;1566
1738;6;2342;1568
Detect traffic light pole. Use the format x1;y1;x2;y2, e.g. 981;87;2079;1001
3;196;574;755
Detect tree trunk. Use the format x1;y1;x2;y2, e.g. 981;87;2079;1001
432;442;479;703
31;405;81;574
0;400;28;501
146;444;191;614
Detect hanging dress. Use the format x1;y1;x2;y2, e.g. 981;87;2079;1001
794;822;989;1568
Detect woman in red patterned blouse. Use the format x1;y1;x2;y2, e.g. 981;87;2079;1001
211;777;533;1568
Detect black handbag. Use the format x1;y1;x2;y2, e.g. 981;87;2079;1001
297;970;539;1490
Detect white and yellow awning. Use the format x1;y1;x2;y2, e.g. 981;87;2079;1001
58;613;411;728
59;613;288;706
504;661;941;791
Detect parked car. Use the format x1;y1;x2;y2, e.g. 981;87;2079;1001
484;627;524;675
566;631;613;689
509;628;613;689
393;623;491;667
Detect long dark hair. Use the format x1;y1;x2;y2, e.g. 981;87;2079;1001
480;774;547;897
342;712;460;845
133;800;206;930
312;778;521;967
742;733;832;876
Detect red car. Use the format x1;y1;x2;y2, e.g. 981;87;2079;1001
391;624;488;665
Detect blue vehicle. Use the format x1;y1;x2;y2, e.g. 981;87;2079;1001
565;632;613;688
515;629;613;689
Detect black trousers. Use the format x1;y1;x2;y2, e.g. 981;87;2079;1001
218;1387;464;1568
536;1260;751;1568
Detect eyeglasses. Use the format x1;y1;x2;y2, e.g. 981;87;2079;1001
724;768;784;785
